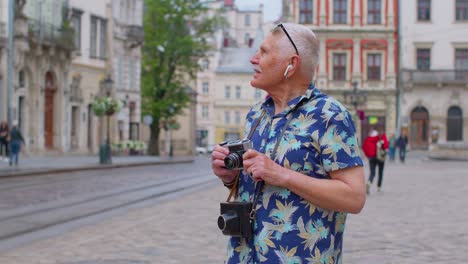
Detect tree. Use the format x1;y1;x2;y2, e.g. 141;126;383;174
142;0;224;155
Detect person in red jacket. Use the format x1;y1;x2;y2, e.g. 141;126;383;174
363;128;389;194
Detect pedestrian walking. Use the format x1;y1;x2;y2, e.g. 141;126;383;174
388;133;396;161
8;121;25;166
0;121;9;161
211;23;365;263
363;128;389;194
396;132;409;163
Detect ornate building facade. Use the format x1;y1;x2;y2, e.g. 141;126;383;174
283;0;398;143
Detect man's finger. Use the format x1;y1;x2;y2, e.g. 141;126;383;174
243;149;258;160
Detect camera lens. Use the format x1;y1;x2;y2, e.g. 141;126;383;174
224;152;242;169
218;212;239;232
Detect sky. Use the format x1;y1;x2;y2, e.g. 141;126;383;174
235;0;282;22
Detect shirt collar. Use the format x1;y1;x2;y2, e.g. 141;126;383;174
261;83;317;117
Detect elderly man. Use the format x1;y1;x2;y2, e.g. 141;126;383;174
212;23;365;263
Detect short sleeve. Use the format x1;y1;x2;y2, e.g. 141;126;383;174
319;110;363;172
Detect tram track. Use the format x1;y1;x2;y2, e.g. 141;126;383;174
0;171;216;243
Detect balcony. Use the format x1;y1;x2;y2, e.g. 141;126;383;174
125;25;144;48
27;19;75;51
402;69;468;85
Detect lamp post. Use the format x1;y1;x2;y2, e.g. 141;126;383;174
168;104;174;158
344;82;368;113
101;75;114;164
344;82;368;142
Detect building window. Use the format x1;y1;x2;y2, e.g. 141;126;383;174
416;48;431;71
254;89;262;99
333;0;347;24
225;111;231;124
244;33;251;45
367;0;381;24
456;0;468;21
447;106;463;141
235;86;241;99
201;59;209;70
128;58;136;90
300;0;313;24
367;54;381;80
417;0;431;21
235;111;241;124
333;53;347;80
225;85;231;98
455;48;468;79
129;122;139;140
117;56;124;89
202;105;209;119
71;9;82;51
202;82;209;94
18;70;25;87
90;16;107;59
245;14;251;26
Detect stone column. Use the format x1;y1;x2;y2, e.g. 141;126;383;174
352;38;361;86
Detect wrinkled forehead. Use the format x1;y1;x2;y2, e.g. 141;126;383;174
261;32;281;49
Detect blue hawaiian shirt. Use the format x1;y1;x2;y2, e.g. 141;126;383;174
226;84;363;264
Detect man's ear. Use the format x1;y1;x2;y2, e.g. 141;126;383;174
284;56;300;78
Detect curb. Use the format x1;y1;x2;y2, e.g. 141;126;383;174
0;158;195;178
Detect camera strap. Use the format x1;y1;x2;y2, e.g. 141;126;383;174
249;110;297;221
226;110;266;202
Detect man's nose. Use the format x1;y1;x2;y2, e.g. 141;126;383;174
250;53;259;64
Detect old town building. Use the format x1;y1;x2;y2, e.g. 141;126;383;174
400;0;468;158
196;0;268;148
283;0;398;143
0;0;143;155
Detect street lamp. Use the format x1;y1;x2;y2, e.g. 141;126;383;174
344;82;368;144
101;75;114;164
344;82;368;118
168;104;174;158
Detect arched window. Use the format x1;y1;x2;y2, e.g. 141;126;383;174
447;106;463;141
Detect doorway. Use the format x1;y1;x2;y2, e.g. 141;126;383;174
410;106;430;149
71;106;79;149
44;72;56;149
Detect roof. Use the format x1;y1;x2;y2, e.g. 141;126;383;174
216;47;255;73
216;27;264;74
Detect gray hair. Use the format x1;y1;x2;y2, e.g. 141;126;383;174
272;23;320;81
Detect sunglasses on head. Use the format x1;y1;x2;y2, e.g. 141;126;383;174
275;23;299;55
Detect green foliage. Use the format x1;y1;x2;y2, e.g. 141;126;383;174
141;0;225;127
92;97;122;116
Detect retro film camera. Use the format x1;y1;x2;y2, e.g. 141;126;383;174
217;139;254;239
218;202;253;238
221;139;252;170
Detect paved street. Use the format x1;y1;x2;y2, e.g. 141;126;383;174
0;152;466;263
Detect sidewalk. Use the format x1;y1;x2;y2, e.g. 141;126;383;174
0;154;194;178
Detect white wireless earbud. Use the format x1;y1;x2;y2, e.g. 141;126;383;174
283;64;293;77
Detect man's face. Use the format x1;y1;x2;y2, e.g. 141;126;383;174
249;33;288;89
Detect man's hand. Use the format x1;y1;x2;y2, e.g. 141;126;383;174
211;145;239;183
242;149;288;187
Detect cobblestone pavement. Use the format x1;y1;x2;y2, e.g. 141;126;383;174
0;153;466;263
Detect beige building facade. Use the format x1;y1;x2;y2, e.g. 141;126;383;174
196;0;267;148
400;0;468;157
0;0;143;155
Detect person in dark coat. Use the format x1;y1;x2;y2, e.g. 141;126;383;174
0;120;9;161
396;132;409;163
363;128;388;194
9;121;25;166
